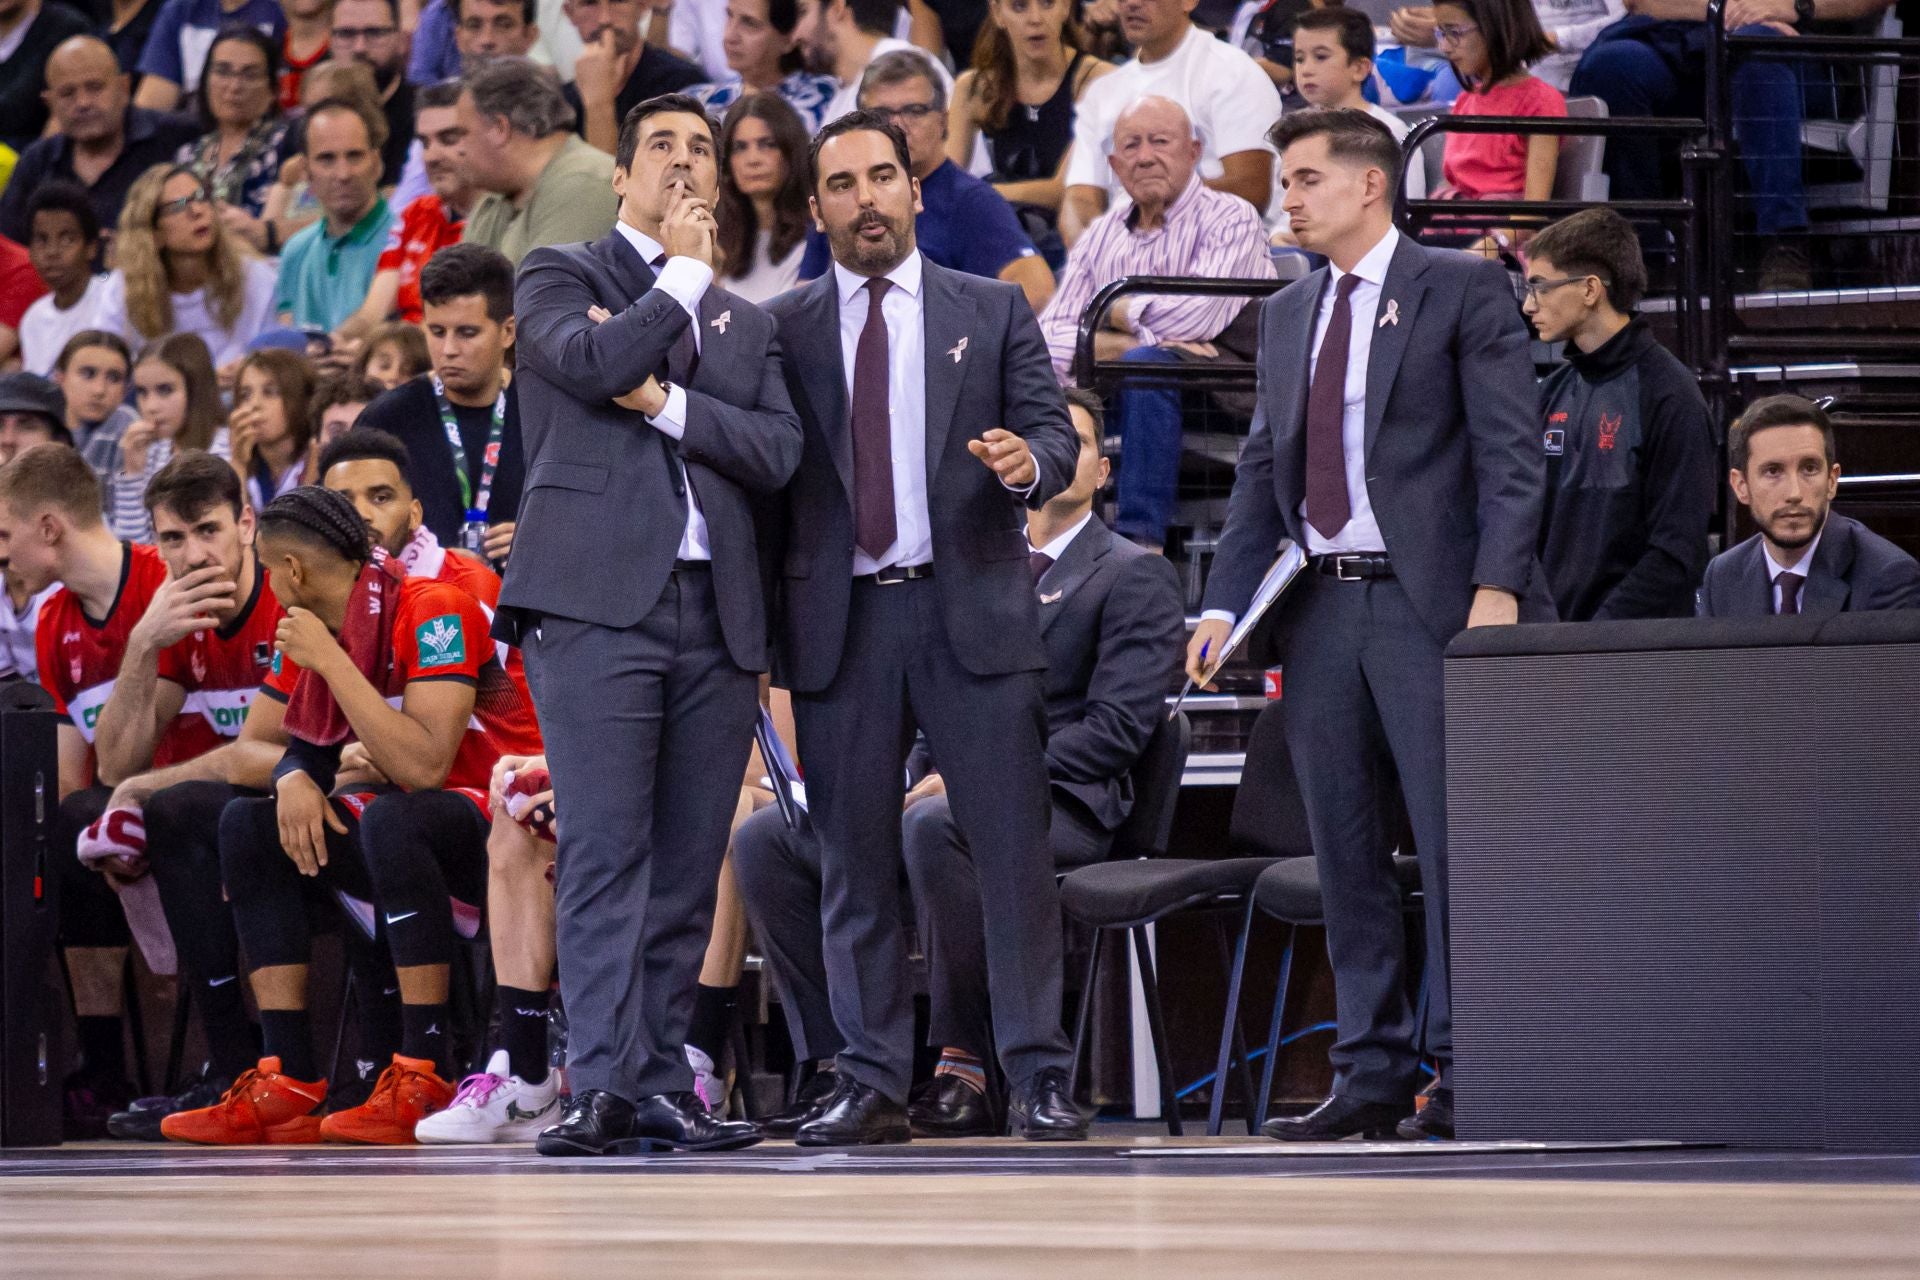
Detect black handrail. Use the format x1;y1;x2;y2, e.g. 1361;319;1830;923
1072;275;1281;388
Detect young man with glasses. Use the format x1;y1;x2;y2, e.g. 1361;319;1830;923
1526;207;1715;621
797;50;1053;313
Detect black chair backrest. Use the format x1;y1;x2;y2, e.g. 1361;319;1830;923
1227;700;1316;860
1110;710;1191;859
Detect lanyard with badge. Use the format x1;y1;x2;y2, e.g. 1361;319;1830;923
433;374;505;555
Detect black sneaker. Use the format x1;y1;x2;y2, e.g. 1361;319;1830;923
64;1070;135;1141
324;1057;386;1113
106;1065;234;1141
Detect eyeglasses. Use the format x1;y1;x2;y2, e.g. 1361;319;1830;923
1522;274;1599;301
1434;22;1479;43
867;102;940;123
208;61;270;83
155;190;212;219
331;25;398;41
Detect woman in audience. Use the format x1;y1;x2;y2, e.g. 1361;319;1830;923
107;334;230;542
230;347;316;511
352;321;430;391
946;0;1111;219
50;331;136;471
176;25;297;254
691;0;840;133
94;166;280;369
715;95;812;304
1431;0;1563;256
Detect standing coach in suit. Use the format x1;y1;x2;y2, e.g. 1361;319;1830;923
500;93;803;1156
1188;109;1550;1144
765;110;1084;1146
1697;394;1920;618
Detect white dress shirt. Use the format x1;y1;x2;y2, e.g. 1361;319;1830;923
834;251;932;575
1764;527;1821;614
613;219;715;561
1029;509;1093;563
1202;226;1400;628
1302;225;1397;557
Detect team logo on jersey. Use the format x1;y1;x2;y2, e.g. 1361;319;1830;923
416;615;466;668
70;653;82;683
1597;412;1622;452
190;650;208;683
1544;428;1565;456
253;641;272;668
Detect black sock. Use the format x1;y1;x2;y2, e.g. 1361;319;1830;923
401;1002;450;1078
496;985;550;1084
687;983;738;1063
198;976;260;1083
259;1009;316;1082
75;1015;124;1080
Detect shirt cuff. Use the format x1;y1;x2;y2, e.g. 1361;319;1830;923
653;256;713;320
647;383;689;440
1001;471;1039;500
1200;609;1237;627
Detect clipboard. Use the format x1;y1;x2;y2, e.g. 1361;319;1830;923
755;704;808;831
1170;542;1308;718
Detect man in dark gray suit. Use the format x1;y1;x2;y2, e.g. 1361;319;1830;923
764;110;1083;1145
733;390;1185;1139
1188;109;1548;1143
499;93;802;1156
1698;394;1920;618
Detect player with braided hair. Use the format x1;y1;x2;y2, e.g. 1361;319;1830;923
164;486;542;1146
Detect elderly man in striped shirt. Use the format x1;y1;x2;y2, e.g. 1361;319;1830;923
1038;95;1274;551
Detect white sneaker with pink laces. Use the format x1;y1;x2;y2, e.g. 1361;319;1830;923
414;1050;562;1144
686;1045;727;1114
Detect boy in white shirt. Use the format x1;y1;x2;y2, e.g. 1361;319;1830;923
19;183;109;377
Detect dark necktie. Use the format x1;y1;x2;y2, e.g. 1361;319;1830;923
1305;273;1361;541
1777;570;1804;616
1028;550;1054;587
852;277;896;560
651;253;699;384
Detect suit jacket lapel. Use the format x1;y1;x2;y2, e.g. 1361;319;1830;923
1363;236;1430;461
1803;517;1855;615
921;262;976;484
1037;519;1111;633
1270;274;1324;514
791;275;853;499
1744;540;1774;616
596;230;655;303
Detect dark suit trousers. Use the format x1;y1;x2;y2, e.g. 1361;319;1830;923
1277;574;1452;1104
903;792;1109;1064
792;577;1069;1104
728;804;844;1064
521;569;757;1101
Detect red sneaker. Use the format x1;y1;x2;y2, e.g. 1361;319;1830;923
160;1058;327;1145
319;1055;456;1145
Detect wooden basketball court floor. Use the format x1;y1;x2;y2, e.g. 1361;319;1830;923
5;1133;1920;1278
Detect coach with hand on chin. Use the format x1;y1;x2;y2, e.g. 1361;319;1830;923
500;93;802;1158
1190;108;1550;1144
766;110;1084;1146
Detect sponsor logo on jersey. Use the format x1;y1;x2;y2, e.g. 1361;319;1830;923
67;681;116;743
417;615;465;668
185;688;258;736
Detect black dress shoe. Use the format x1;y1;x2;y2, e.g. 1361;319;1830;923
1397;1087;1454;1140
1009;1066;1088;1141
1260;1093;1408;1142
620;1091;762;1153
793;1076;910;1147
536;1088;637;1156
909;1074;1000;1138
759;1069;842;1139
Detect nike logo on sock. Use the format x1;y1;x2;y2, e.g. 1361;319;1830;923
207;975;237;987
385;911;418;924
514;1008;545;1018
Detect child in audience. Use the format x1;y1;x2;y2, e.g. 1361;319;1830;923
230;348;316;510
107;334;229;541
1432;0;1563;255
353;321;430;391
50;331;136;470
19;184;108;376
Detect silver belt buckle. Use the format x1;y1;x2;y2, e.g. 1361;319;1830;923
1335;555;1365;582
874;565;906;585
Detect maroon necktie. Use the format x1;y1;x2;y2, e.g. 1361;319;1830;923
1305;273;1361;540
852;277;896;560
651;254;698;384
1777;571;1804;616
1029;550;1054;587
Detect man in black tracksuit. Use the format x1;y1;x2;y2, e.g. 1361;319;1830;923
1524;209;1717;621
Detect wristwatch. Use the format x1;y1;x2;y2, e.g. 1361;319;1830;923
1794;0;1815;27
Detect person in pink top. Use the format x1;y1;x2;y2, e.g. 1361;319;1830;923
1432;0;1565;257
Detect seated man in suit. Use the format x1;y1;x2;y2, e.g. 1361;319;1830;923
734;389;1186;1137
1697;395;1920;618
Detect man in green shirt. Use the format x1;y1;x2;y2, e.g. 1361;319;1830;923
275;98;397;332
456;57;618;266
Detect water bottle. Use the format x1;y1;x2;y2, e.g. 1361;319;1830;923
459;507;487;556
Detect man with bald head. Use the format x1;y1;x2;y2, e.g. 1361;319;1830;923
0;0;90;152
0;35;198;250
1036;94;1274;550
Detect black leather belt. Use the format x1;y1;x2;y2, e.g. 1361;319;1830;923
858;563;935;585
1310;553;1394;580
673;559;711;572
